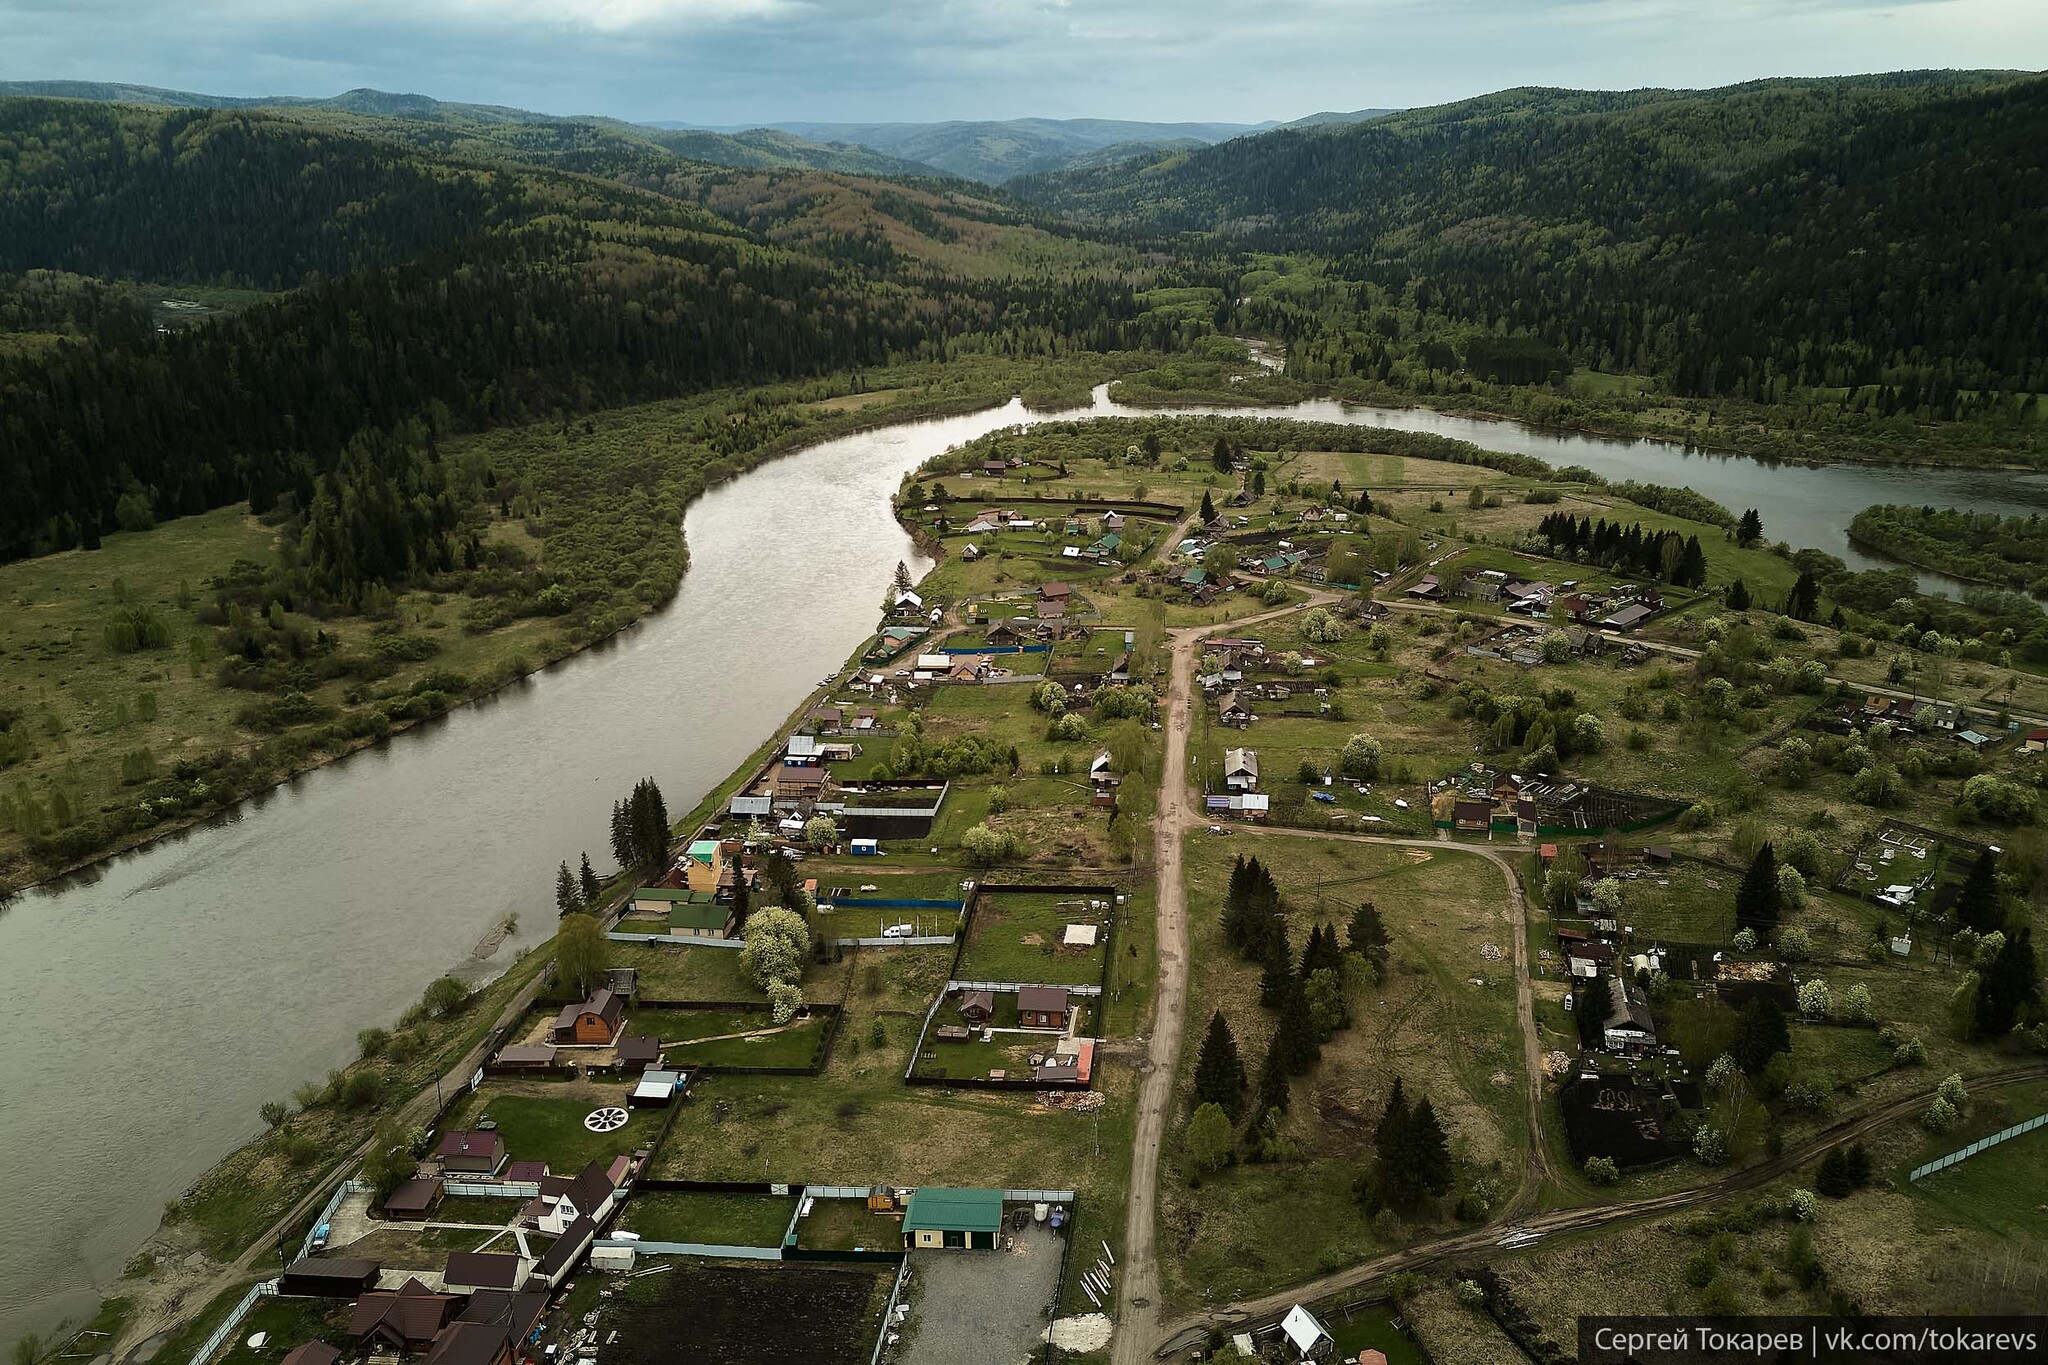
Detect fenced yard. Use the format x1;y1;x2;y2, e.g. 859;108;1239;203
957;890;1114;986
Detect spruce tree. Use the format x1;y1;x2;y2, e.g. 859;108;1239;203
1348;902;1391;978
1275;979;1321;1075
1192;1011;1248;1120
1726;577;1751;611
1254;1031;1291;1119
729;847;751;927
1974;926;2040;1038
1199;489;1216;523
1737;508;1764;546
1408;1097;1452;1195
578;851;600;903
1954;848;2003;934
608;799;633;871
1258;917;1294;1008
1731;996;1791;1074
1212;435;1233;472
555;860;581;915
1301;922;1344;979
1373;1076;1413;1198
1734;841;1782;932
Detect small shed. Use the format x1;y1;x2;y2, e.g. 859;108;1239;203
630;1069;683;1107
935;1025;972;1043
494;1044;558;1070
1062;923;1100;948
901;1187;1003;1250
280;1344;341;1365
957;989;996;1024
383;1178;445;1222
615;1036;664;1071
279;1256;380;1299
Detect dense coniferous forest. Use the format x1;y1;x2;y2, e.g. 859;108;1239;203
0;99;1158;567
1014;73;2048;404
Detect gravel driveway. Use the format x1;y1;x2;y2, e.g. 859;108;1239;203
897;1222;1064;1365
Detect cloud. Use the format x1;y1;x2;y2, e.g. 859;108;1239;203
0;0;2041;122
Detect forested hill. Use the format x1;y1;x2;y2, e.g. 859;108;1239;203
0;98;1159;564
1011;72;2048;400
0;81;943;178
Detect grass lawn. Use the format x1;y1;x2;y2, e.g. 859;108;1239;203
1326;1306;1430;1365
1910;1123;2048;1248
958;891;1113;986
339;1225;503;1271
617;1190;798;1247
429;1194;528;1224
635;1007;830;1070
614;942;771;1003
209;1295;345;1365
444;1088;648;1174
793;1195;903;1252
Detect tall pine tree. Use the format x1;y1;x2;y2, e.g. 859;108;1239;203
1348;902;1391;979
1734;841;1782;932
1192;1011;1248;1121
578;851;600;903
1954;848;2004;934
555;860;581;915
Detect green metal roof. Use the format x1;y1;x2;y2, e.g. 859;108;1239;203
667;899;731;931
902;1187;1003;1234
634;886;710;902
685;840;721;863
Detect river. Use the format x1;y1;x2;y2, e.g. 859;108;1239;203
3;382;2041;1353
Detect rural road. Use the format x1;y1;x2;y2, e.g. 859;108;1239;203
1107;588;1350;1365
1146;1061;2048;1356
1249;827;1556;1211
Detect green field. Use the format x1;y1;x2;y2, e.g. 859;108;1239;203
616;1190;798;1247
443;1088;648;1174
634;1007;830;1070
957;891;1114;985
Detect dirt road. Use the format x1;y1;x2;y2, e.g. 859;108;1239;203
1251;827;1555;1208
1144;1060;2048;1356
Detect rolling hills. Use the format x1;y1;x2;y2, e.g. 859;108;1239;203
1013;72;2048;401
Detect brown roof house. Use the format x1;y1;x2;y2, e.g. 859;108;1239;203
442;1252;527;1294
419;1322;515;1365
280;1344;340;1365
551;988;624;1046
957;989;995;1025
279;1256;380;1299
1017;986;1071;1030
614;1035;664;1072
434;1129;506;1176
350;1279;461;1353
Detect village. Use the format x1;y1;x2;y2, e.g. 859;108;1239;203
189;419;2048;1365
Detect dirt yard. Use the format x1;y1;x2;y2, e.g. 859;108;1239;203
898;1223;1064;1365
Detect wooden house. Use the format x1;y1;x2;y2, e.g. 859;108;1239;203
551;988;625;1046
1017;985;1071;1029
434;1129;506;1176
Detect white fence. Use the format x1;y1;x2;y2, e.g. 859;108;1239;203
1908;1111;2048;1182
443;1178;543;1198
297;1179;366;1261
835;935;955;948
187;1280;276;1365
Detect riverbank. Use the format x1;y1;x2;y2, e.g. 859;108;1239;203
1105;357;2046;474
1848;504;2048;596
0;355;1157;897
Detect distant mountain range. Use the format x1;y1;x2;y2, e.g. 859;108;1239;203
0;81;944;178
655;113;1396;182
0;80;1401;183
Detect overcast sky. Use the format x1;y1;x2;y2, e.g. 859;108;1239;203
3;0;2044;125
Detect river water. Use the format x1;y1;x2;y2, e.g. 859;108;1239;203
3;383;2042;1352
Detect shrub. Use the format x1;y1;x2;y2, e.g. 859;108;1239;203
1338;733;1383;779
1583;1156;1620;1186
420;975;470;1018
1456;1280;1486;1309
1798;978;1831;1020
1777;926;1812;961
1937;1073;1967;1108
357;1026;391;1058
766;981;804;1024
1839;985;1873;1024
259;1101;289;1128
1923;1096;1959;1132
1694;1126;1729;1166
1789;1189;1818;1222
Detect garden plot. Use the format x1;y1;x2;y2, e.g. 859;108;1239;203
957;890;1114;986
596;1260;892;1365
441;1079;649;1174
1838;822;1978;910
632;1006;831;1070
615;1189;797;1248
